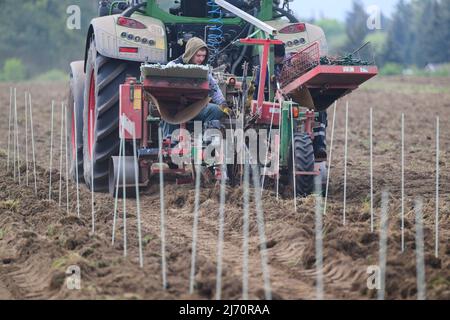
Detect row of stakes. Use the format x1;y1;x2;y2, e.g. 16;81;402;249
4;87;442;300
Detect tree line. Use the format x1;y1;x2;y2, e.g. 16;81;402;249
0;0;97;81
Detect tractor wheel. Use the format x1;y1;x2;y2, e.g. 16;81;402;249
108;156;137;198
82;38;140;191
289;133;315;197
68;61;85;182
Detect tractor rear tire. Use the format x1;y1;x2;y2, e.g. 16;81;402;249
68;61;85;182
82;38;140;191
289;133;315;197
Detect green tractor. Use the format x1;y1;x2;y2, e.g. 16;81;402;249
68;0;329;193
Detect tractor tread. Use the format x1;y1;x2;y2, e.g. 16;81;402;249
97;62;128;93
83;40;140;191
290;133;315;197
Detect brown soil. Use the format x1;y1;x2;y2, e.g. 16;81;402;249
0;77;449;300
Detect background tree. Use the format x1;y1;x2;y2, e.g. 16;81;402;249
382;0;414;66
413;0;445;66
344;0;369;52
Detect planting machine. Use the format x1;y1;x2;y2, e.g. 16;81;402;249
68;0;378;197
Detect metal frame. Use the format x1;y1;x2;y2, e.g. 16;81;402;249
215;0;277;36
239;38;283;108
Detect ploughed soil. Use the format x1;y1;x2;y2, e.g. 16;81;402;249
0;76;449;300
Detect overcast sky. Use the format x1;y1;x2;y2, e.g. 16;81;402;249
290;0;400;21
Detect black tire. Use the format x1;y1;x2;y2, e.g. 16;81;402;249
289;133;315;197
83;38;140;191
68;61;85;182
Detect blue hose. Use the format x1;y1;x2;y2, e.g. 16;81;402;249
207;0;224;64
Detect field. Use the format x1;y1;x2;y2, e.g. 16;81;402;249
0;76;449;299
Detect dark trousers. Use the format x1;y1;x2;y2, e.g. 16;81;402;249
160;103;224;139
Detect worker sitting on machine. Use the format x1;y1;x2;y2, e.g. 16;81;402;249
160;37;231;141
254;44;329;160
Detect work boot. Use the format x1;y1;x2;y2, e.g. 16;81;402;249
313;111;328;160
313;132;327;160
314;147;327;161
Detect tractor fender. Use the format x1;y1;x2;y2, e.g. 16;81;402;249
84;14;167;72
69;61;85;112
267;20;328;56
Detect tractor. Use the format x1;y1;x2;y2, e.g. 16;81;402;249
68;0;377;197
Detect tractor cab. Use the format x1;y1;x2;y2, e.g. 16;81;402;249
166;0;209;17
